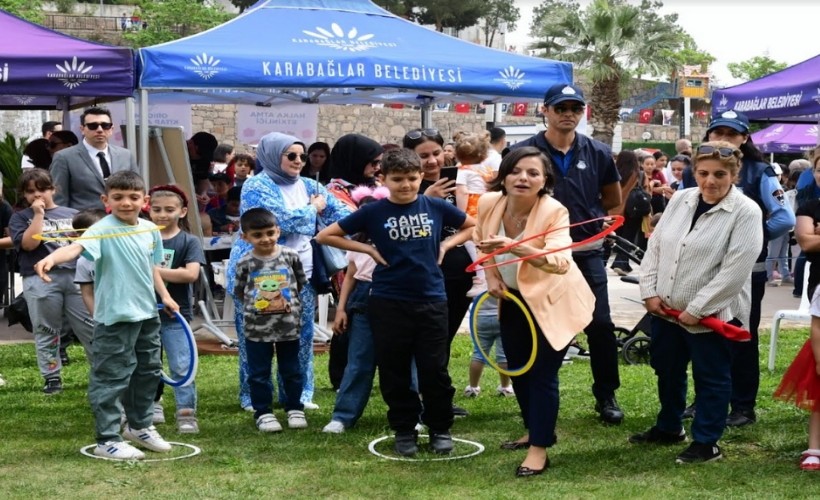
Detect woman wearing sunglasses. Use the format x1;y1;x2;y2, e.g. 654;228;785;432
633;141;763;464
403;127;474;417
226;132;351;412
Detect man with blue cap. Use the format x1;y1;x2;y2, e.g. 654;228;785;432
511;83;625;426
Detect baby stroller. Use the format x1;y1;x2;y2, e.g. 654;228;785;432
606;233;651;365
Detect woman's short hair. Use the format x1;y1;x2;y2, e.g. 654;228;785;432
693;141;743;176
487;146;555;196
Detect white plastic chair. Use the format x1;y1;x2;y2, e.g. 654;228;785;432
768;261;811;371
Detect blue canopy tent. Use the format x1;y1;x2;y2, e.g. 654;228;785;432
136;0;573;170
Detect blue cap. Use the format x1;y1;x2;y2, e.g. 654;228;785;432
543;83;586;106
707;110;750;134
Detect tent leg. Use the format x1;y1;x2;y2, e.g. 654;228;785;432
139;89;149;181
125;97;136;153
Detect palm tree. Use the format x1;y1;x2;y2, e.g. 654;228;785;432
530;0;682;145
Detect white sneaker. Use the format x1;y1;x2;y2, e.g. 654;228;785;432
496;385;515;397
322;420;346;434
562;356;573;366
414;422;426;432
242;404;255;412
463;385;481;397
152;402;165;424
176;409;199;434
94;440;145;460
767;279;781;287
303;401;320;410
466;278;487;298
287;410;308;429
567;344;591;360
122;425;172;453
256;413;282;432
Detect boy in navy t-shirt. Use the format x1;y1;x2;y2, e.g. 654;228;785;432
317;149;475;456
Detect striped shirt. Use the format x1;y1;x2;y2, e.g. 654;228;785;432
639;186;762;333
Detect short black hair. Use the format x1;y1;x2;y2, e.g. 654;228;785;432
50;130;79;146
240;207;278;232
80;107;112;125
381;148;421;175
105;170;145;194
227;186;242;202
42;121;61;136
487;146;555;196
72;209;107;229
489;127;506;144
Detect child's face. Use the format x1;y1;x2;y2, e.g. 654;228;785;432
102;188;148;225
242;226;280;256
195;179;211;195
225;200;240;216
23;181;56;208
149;194;187;230
234;160;251;179
383;171;421;204
213;180;230;196
670;161;685;181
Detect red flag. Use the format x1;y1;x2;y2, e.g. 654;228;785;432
388;103;404;109
454;103;471;114
638;109;654;124
512;103;528;116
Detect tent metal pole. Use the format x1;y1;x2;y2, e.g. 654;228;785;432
125;97;136;153
59;97;70;130
139;89;149;180
420;98;432;128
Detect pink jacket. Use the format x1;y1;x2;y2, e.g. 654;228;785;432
474;192;595;350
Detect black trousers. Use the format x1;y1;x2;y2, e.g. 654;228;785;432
368;297;454;433
730;272;765;412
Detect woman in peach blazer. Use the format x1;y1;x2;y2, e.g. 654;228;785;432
474;147;595;477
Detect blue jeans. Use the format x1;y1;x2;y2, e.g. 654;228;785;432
472;314;507;364
331;312;376;427
246;339;303;418
159;320;197;410
765;234;790;280
649;317;731;445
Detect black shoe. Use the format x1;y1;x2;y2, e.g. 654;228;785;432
43;377;63;395
515;457;550;477
675;442;723;464
59;347;70;366
394;431;419;457
726;409;756;428
628;426;687;445
429;432;454;454
682;403;696;420
500;440;531;450
452;404;469;417
595;396;624;425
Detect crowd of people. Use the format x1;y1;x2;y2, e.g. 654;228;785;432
2;88;819;473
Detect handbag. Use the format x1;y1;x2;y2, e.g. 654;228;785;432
309;238;334;295
625;173;652;218
306;179;348;275
5;292;32;333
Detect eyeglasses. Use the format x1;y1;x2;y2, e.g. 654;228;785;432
696;145;741;158
369;159;382;167
552;104;585;114
405;128;440;140
84;122;113;131
47;141;64;149
283;152;308;162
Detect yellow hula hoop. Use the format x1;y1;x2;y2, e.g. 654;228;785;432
33;225;166;242
469;290;538;377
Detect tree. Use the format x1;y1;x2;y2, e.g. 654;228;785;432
663;34;715;74
727;55;788;82
529;0;687;145
0;0;44;23
229;0;257;13
481;0;520;47
373;0;484;32
122;0;233;48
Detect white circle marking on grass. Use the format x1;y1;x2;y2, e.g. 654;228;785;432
368;434;485;462
80;442;201;462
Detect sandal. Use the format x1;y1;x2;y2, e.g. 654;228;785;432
800;450;820;471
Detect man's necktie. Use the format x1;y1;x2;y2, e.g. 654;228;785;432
97;152;111;179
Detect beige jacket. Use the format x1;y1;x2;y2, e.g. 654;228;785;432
474;192;596;350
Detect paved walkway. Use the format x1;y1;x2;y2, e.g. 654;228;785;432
1;268;807;345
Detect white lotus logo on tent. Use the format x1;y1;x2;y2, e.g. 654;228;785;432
496;66;528;90
51;57;95;89
718;94;728;108
296;23;394;52
187;53;225;80
764;125;784;138
807;125;818;136
12;95;35;105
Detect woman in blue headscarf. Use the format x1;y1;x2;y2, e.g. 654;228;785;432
227;133;351;411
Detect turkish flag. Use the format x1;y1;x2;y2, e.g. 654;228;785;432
454;103;471;114
512;103;528;116
388;103;404;109
638;109;654;124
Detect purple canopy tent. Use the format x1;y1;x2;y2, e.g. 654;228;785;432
711;54;820;122
751;123;819;153
0;9;135;110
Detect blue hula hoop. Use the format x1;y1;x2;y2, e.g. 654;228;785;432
158;305;199;387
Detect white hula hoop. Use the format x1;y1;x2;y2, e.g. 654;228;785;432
80;442;201;462
158;305;199;388
368;434;485;462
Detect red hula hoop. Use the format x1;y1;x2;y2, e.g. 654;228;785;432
466;215;624;273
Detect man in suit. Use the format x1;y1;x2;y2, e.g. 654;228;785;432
51;107;139;211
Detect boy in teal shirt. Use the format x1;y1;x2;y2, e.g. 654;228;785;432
35;171;179;460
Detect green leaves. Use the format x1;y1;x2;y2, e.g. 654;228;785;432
0;0;44;23
728;56;788;82
0;132;26;205
122;0;233;48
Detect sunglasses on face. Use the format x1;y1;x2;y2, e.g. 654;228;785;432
84;122;113;131
369;159;382;167
552;104;585;114
696;145;741;159
405;128;440;140
283;152;308;162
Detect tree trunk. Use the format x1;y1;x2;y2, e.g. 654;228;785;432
589;75;621;146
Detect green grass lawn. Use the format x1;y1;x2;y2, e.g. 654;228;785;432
0;329;816;499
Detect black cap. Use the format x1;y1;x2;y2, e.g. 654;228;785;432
543;83;586;106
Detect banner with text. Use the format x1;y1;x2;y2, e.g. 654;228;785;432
236;104;318;146
70;102;192;148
